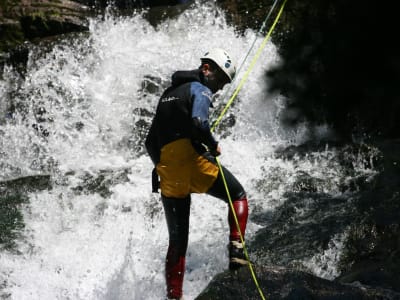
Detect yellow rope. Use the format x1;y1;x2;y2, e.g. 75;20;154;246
211;0;288;133
216;156;266;300
211;1;288;299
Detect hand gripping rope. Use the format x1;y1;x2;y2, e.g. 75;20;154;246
212;1;288;299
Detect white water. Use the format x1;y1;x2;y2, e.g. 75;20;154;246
0;2;373;299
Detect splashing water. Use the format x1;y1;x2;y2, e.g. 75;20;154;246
0;2;378;300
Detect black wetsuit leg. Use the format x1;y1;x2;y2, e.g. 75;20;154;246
162;195;191;253
206;163;248;247
206;164;246;202
162;195;191;298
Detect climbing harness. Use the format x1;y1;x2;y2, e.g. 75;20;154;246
212;0;288;299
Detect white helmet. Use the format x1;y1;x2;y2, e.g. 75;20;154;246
201;48;236;82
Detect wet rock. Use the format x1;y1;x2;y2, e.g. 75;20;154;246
68;168;130;198
0;174;51;251
0;174;52;196
337;139;400;292
0;0;89;53
205;140;400;298
196;265;399;300
140;75;166;96
251;192;354;267
0;192;26;251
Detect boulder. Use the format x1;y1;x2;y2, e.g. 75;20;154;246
0;0;89;53
196;265;400;300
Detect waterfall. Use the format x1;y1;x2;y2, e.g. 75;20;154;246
0;2;378;299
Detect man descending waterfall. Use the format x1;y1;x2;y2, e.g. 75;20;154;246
145;48;249;300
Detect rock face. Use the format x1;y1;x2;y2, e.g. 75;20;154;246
0;0;89;52
0;175;51;251
196;140;400;300
196;265;400;300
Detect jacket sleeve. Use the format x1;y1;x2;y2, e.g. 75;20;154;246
190;82;218;151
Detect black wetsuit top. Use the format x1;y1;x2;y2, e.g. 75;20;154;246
145;69;218;165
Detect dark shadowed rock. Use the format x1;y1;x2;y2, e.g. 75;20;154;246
0;0;89;53
337;139;400;292
196;265;400;300
0;174;51;251
67;168;130;198
0;174;52;195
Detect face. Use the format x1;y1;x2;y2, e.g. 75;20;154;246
201;64;230;93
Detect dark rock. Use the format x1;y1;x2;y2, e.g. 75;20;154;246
205;140;400;298
251;192;353;267
196;265;400;300
0;174;51;251
0;174;52;196
0;0;90;77
0;193;26;251
338;139;400;292
68;168;130;198
263;0;400;140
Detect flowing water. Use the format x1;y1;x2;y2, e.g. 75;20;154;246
0;2;379;299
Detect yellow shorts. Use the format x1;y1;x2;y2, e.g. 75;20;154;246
156;139;219;198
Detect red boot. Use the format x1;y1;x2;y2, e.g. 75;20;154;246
228;196;248;270
165;245;185;299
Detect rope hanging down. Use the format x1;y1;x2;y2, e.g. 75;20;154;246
210;0;280;121
212;1;288;299
211;0;288;133
216;156;266;300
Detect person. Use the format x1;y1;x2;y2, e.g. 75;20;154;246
145;48;249;300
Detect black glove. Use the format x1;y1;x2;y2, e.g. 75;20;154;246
209;144;220;157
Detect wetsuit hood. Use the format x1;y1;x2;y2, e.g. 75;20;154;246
171;69;205;87
170;69;213;108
